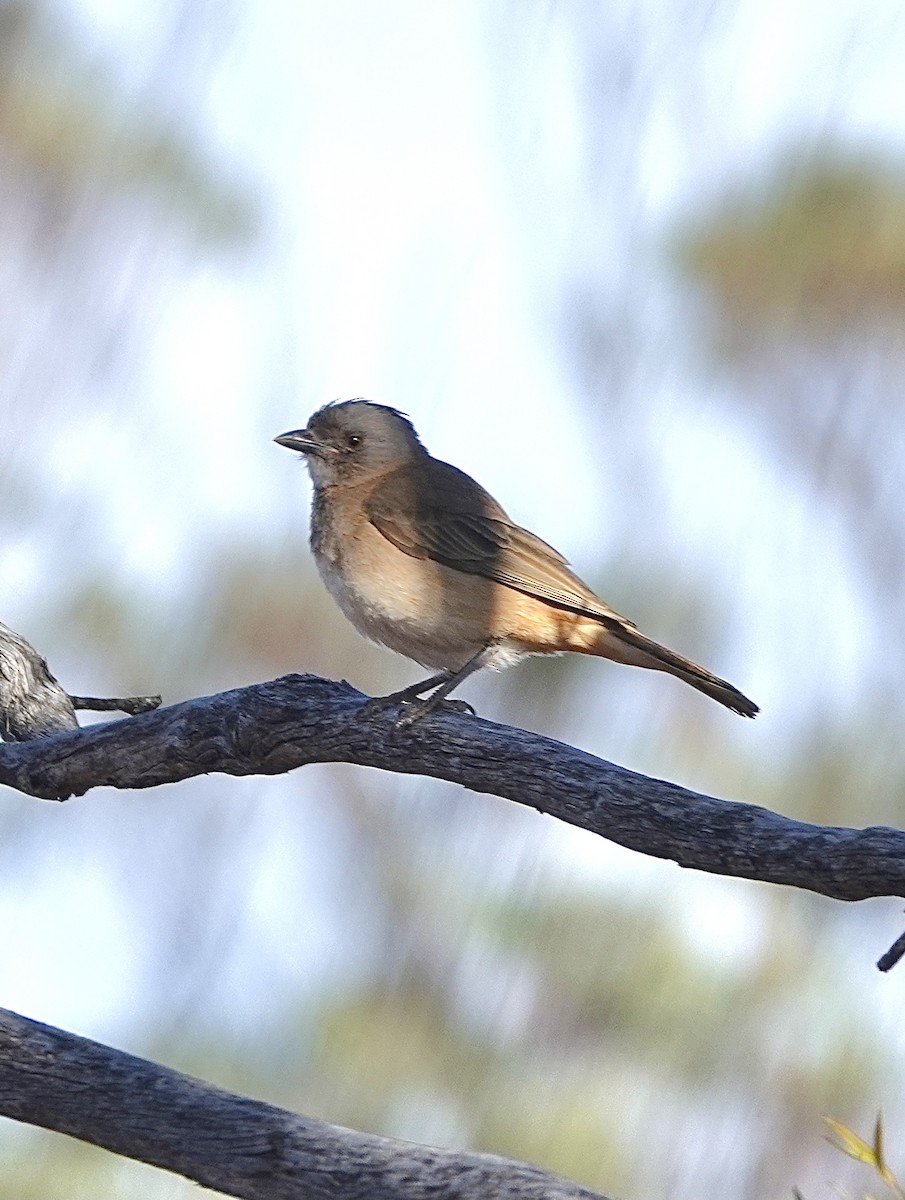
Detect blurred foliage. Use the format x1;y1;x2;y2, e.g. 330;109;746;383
0;0;256;245
777;712;905;827
677;149;905;349
673;140;905;677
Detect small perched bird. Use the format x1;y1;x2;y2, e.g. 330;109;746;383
276;400;758;725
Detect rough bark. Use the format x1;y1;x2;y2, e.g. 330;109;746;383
0;672;901;910
0;1007;608;1200
0;621;160;741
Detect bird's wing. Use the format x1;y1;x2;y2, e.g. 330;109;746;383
364;460;630;627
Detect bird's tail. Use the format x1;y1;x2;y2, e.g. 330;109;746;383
593;621;759;718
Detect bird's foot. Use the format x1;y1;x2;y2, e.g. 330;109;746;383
359;691;415;720
359;672;451;720
359;689;476;727
394;696;476;729
359;667;479;727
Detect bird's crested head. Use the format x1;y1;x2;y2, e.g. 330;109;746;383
275;399;426;488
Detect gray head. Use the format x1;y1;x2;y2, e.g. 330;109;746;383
275;399;426;488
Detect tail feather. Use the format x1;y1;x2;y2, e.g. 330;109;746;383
606;623;759;718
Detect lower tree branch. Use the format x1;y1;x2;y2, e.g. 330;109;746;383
0;1006;608;1200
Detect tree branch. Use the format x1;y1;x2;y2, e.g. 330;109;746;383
0;673;902;912
0;1006;608;1200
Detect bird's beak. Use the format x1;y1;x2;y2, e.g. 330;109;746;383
274;428;323;455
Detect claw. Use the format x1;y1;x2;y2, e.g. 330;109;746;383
395;697;476;730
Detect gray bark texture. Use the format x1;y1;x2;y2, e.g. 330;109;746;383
0;621;160;741
0;1006;609;1200
0;621;79;739
0;672;902;908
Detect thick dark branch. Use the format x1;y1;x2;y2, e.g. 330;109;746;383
0;673;902;907
0;1007;607;1200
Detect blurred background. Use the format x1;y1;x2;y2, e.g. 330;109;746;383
0;1;904;1196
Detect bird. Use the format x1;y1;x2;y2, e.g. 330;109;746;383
275;400;758;726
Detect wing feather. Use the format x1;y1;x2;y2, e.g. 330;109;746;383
364;460;630;627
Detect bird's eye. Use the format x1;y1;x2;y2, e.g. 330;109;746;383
346;433;362;449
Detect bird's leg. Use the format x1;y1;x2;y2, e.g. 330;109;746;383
393;648;493;728
361;648;492;727
360;671;453;718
